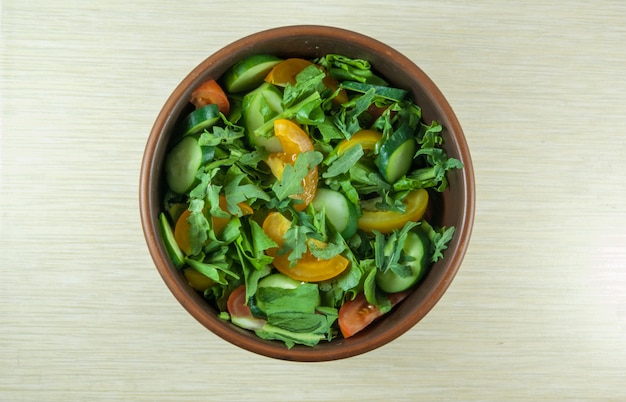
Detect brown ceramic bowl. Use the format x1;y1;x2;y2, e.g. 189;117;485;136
140;25;475;361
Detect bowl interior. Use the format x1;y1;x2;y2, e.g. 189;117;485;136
140;25;475;361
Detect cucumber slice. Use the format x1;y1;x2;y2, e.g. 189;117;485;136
178;103;220;137
158;212;185;269
341;81;408;101
165;135;202;194
223;54;283;93
242;82;283;152
375;229;431;293
312;188;358;239
377;124;416;183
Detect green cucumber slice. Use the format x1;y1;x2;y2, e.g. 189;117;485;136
312;188;358;239
242;82;283;152
341;81;408;101
165;135;202;194
375;229;431;293
223;54;283;93
178;103;220;137
158;212;185;269
377;124;416;183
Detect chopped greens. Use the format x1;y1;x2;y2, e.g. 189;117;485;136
159;53;463;348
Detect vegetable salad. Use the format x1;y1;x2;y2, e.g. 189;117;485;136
159;53;462;348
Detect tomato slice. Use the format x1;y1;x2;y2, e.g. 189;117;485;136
338;291;411;338
227;285;266;331
336;129;382;156
190;79;230;115
183;268;214;291
262;212;349;282
357;188;429;234
266;119;318;211
264;58;313;86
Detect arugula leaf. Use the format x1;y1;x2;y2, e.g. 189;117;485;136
417;120;444;148
421;221;456;262
322;144;363;179
283;65;326;107
316;116;345;143
280;223;313;266
308;239;345;260
348;162;390;195
254;92;324;139
333;88;377;137
386;120;463;192
223;165;270;214
318;261;363;308
374;222;419;274
186;199;209;256
271;151;323;201
363;263;378;305
198;124;244;147
234;219;275;300
185;248;240;285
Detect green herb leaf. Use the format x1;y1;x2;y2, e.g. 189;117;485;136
187;199;209;256
421;221;456;262
271;151;323;201
283;65;326;107
323;144;364;179
333;88;377;137
281;223;314;266
308;239;345;260
318;54;387;86
222;165;270;215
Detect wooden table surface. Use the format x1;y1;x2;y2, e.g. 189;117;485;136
2;1;625;400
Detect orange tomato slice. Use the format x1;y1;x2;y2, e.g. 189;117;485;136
262;212;349;282
190;79;230;115
357;189;429;234
266;119;318;211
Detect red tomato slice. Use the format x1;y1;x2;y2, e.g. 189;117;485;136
338;291;411;338
227;285;266;331
190;79;230;115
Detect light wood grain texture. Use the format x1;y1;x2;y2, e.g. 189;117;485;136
1;1;625;400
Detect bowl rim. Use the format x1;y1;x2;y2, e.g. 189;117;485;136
140;24;475;362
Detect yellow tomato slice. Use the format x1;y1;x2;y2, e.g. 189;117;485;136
357;189;429;234
262;212;349;282
183;268;215;291
336;129;382;155
266;119;318;210
264;58;313;86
